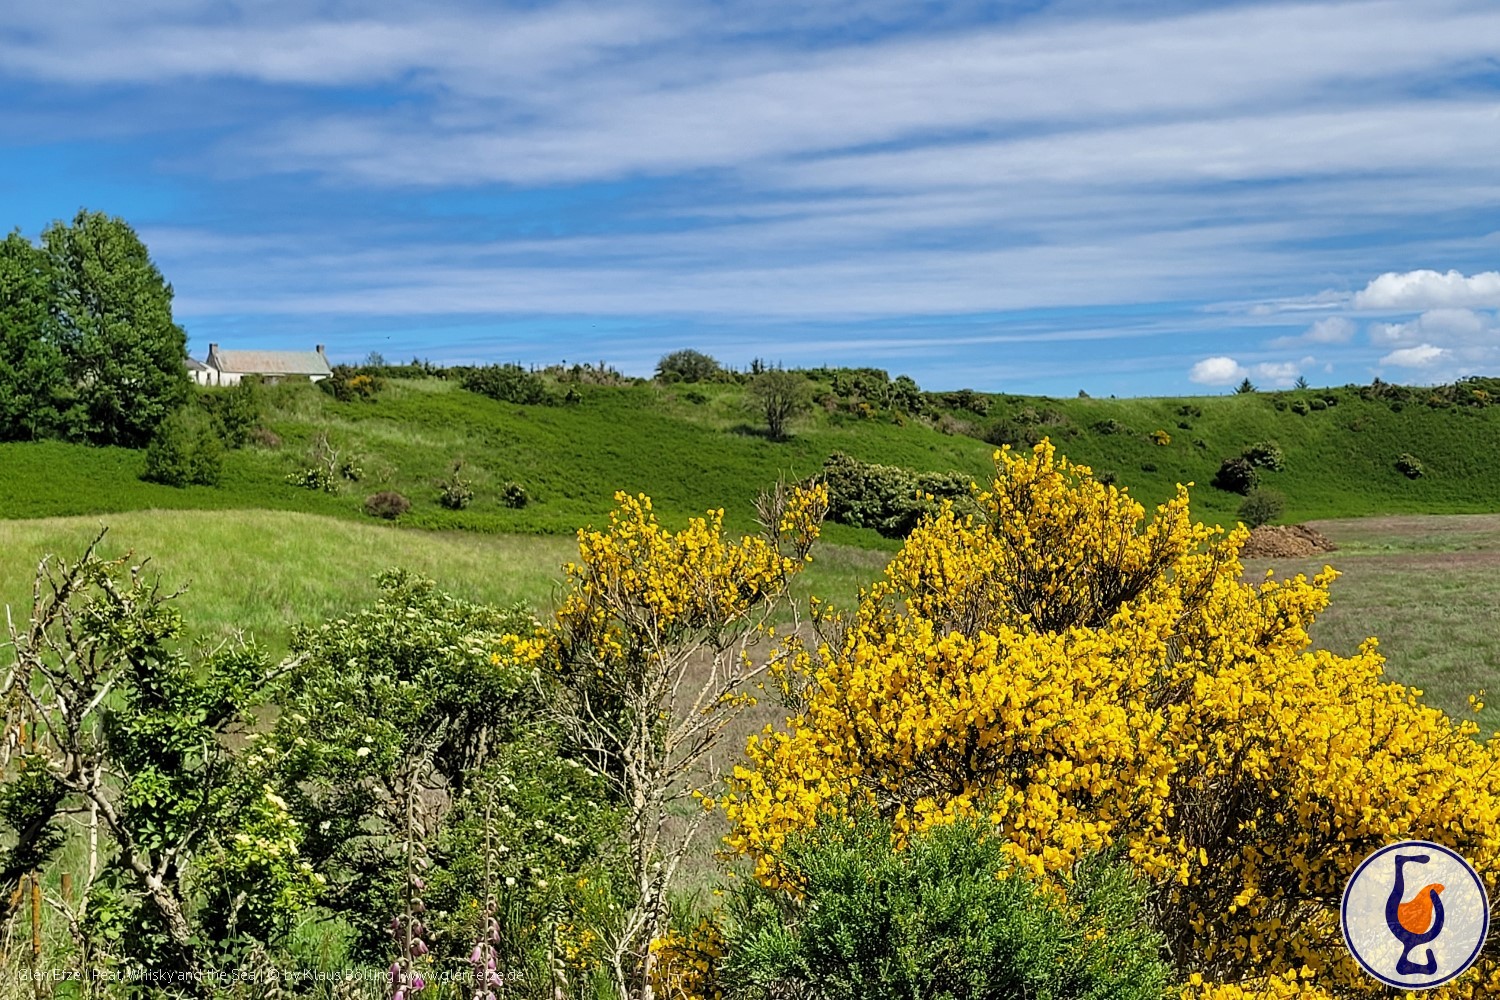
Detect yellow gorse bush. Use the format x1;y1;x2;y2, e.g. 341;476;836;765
649;919;727;1000
722;441;1500;999
552;488;825;664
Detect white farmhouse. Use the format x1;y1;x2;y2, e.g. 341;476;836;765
190;344;334;386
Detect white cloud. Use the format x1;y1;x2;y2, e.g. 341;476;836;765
1353;270;1500;310
1267;315;1355;349
1369;308;1495;345
1303;317;1356;344
1253;361;1302;386
1379;344;1450;367
1189;357;1249;386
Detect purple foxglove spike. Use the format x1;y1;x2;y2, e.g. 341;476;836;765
470;944;485;964
411;974;425;991
393;991;405;1000
486;957;496;972
413;939;428;956
389;962;401;982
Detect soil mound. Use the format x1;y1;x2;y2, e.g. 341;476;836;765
1240;524;1338;559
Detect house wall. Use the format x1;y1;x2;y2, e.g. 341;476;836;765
210;370;329;386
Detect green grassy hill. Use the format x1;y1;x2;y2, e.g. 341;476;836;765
3;374;1499;545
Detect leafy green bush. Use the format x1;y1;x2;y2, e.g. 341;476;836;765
364;490;411;519
1212;456;1259;495
319;364;385;402
984;420;1044;448
141;407;223;487
1396;453;1425;479
933;388;990;414
270;573;624;963
283;466;336;492
500;481;530;508
1238;488;1287;527
655;349;726;383
1309;397;1328;410
721;814;1172;1000
1291;400;1311;416
197;378;261;448
817;452;972;538
461;364;552;405
438;463;474;510
1091;418;1129;435
1241;440;1285;471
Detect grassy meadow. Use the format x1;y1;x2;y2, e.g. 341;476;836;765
5;373;1500;717
7;375;1500;545
0;509;891;655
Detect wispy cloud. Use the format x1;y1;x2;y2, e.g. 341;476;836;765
4;0;1500;390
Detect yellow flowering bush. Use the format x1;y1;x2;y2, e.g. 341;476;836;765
532;483;827;999
650;918;726;1000
722;441;1500;997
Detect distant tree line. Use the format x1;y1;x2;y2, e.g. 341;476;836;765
0;210;190;447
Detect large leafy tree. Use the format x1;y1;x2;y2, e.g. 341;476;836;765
0;230;71;440
42;210;190;446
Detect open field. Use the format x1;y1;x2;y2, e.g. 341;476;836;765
0;509;891;656
1242;513;1500;735
3;506;1497;734
7;377;1500;545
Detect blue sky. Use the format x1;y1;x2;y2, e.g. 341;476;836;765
4;0;1500;395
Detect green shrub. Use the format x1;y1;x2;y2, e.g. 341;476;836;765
984;420;1044;448
270;572;624;963
1238;488;1287;527
319;365;385;402
197;379;261;448
1212;456;1259;495
500;481;530;508
1291;400;1311;416
284;466;336;492
1176;404;1203;418
934;389;990;415
141;407;223;487
721;814;1171;1000
1309;397;1328;410
364;490;411;519
1091;418;1129;435
461;364;552;405
655;349;726;383
1396;453;1425;479
817;452;973;538
437;464;474;510
1241;440;1285;471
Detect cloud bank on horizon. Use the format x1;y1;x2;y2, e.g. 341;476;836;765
3;0;1499;393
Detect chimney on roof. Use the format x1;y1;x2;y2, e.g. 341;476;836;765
316;344;326;355
208;343;218;356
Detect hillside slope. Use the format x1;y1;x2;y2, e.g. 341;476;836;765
2;376;1498;544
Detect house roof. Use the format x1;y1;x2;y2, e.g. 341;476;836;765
212;349;332;376
185;357;210;371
